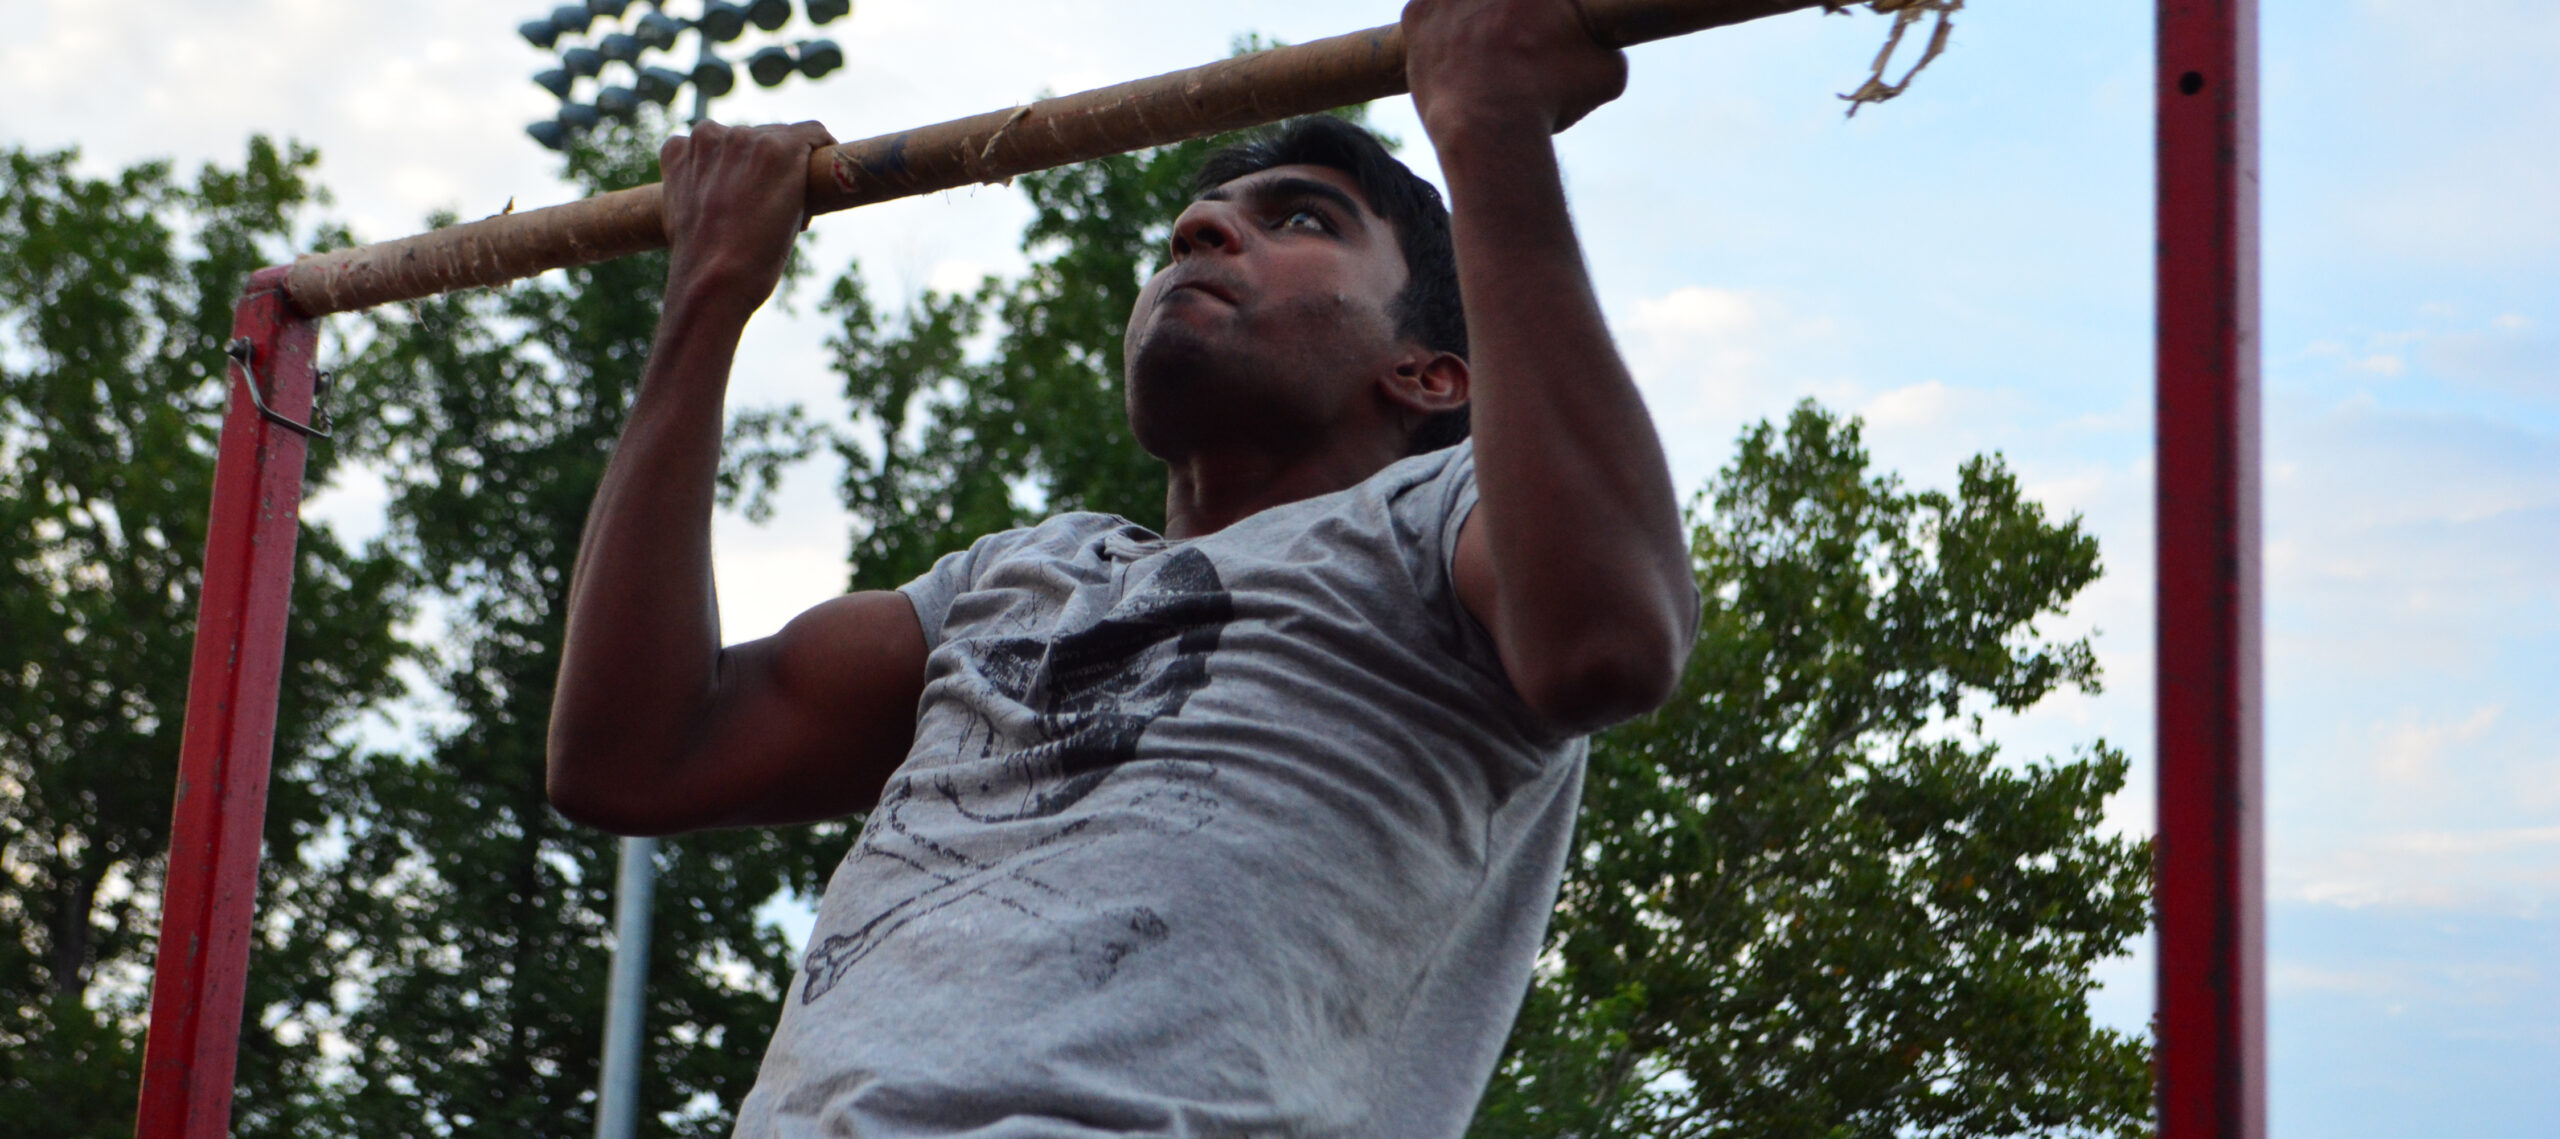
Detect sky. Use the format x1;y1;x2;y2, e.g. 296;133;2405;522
10;1;2555;1134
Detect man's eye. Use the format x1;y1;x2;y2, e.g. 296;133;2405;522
1275;208;1328;233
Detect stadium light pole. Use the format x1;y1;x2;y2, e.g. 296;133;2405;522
514;4;852;1138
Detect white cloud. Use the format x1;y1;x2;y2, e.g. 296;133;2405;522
2283;825;2560;915
1859;378;1956;429
1614;284;1870;494
2273;962;2396;996
2373;705;2504;786
2264;394;2560;688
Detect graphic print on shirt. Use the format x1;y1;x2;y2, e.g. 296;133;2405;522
802;546;1233;1004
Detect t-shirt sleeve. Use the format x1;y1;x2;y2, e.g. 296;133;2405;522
1392;443;1532;718
896;543;984;650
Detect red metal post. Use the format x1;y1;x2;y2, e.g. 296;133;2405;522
2155;1;2264;1137
134;268;319;1139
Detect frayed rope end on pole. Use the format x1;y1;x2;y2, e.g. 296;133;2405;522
1827;0;1963;118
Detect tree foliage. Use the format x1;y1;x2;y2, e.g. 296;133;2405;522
1471;405;2151;1138
0;139;404;1138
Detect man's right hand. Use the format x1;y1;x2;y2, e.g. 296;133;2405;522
660;120;836;325
547;118;928;837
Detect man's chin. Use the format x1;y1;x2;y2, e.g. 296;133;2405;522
1126;327;1252;457
1127;323;1227;391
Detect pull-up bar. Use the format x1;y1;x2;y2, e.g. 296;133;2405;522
134;2;2266;1137
282;0;1818;317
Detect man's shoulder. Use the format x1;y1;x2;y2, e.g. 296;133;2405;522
1375;438;1473;490
1293;439;1477;526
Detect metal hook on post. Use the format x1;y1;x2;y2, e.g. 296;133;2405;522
225;337;333;440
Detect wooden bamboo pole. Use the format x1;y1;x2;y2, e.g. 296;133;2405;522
282;0;1818;317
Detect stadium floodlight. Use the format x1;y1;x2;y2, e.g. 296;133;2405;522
745;0;791;32
690;55;737;98
520;19;563;49
585;0;630;16
635;10;683;51
598;32;641;63
636;65;687;105
696;0;746;41
549;4;592;35
528;120;569;150
805;0;850;24
559;102;602;130
746;44;796;87
562;46;605;76
796;39;842;79
534;67;574;98
596;85;641;120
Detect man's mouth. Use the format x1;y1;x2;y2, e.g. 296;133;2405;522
1163;277;1240;306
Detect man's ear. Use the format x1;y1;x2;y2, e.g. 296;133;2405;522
1384;348;1470;421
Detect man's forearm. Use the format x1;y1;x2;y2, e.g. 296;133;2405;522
1437;119;1698;721
548;282;750;808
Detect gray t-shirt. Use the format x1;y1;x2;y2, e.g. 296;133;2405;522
734;443;1587;1138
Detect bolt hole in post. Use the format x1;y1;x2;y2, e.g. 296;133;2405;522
2179;70;2206;95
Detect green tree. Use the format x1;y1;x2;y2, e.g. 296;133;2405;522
0;139;405;1138
1470;405;2150;1138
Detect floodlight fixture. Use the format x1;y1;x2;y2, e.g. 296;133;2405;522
534;68;574;98
528;120;570;151
806;0;850;24
585;0;630;15
559;102;602;130
598;32;641;63
562;46;605;76
696;0;746;41
636;65;686;105
745;0;791;32
746;44;796;87
797;39;842;79
549;4;592;35
691;56;737;98
520;19;563;49
635;11;683;51
596;85;641;120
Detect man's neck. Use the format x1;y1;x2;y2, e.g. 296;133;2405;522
1160;436;1406;540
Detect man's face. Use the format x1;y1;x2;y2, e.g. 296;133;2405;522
1122;163;1413;461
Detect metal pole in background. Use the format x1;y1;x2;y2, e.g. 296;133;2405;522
593;835;658;1139
2154;0;2264;1136
134;270;326;1139
590;67;723;1139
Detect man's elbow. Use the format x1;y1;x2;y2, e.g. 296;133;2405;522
545;734;690;837
1512;617;1693;734
547;766;642;836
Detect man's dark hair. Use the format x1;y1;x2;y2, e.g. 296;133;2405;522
1195;116;1470;453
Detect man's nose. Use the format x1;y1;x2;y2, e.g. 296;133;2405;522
1168;202;1243;260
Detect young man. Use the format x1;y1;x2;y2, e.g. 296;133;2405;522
548;0;1698;1133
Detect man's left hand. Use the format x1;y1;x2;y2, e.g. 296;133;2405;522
1403;0;1629;140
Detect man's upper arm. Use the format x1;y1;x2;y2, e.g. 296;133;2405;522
664;590;929;831
1451;507;1692;733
